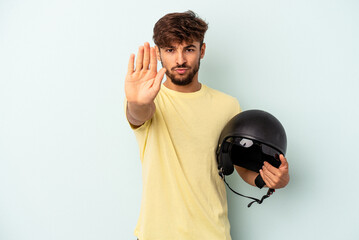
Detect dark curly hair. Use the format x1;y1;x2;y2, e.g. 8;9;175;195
153;10;208;48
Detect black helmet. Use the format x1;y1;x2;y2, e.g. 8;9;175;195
216;109;287;207
217;109;287;176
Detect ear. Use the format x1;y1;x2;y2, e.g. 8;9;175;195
200;43;206;59
155;46;161;61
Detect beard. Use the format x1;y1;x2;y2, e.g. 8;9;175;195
162;59;201;86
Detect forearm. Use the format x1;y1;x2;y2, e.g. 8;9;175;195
126;101;155;127
234;165;260;187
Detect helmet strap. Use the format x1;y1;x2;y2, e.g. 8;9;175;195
221;174;275;208
255;174;266;189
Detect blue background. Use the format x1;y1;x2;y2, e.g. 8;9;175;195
1;0;358;239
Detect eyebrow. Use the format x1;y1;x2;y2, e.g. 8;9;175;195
184;45;197;49
166;44;197;49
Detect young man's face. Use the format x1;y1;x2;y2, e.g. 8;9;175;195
156;41;206;86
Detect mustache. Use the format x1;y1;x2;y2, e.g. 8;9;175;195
171;64;190;71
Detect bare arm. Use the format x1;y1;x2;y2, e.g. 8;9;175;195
125;42;166;127
234;165;258;187
126;101;156;127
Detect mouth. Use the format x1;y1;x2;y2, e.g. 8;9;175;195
174;68;189;74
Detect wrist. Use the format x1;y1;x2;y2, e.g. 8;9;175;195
126;101;155;125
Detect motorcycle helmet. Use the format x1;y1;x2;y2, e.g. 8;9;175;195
216;109;287;207
217;109;287;176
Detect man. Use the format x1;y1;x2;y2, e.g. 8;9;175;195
125;11;289;240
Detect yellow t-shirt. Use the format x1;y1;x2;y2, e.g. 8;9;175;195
129;84;240;240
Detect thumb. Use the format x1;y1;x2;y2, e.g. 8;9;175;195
152;68;166;91
279;154;289;170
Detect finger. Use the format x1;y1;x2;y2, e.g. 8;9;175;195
135;46;144;72
262;164;277;178
149;47;158;72
263;161;279;176
260;169;275;188
263;164;282;187
127;53;135;75
143;42;150;70
279;154;289;169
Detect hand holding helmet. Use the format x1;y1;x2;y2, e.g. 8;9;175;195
260;154;289;189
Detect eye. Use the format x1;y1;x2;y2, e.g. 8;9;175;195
186;48;195;52
165;49;174;53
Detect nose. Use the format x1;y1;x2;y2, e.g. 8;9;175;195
176;51;186;66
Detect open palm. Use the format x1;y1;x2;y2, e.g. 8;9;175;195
125;42;166;105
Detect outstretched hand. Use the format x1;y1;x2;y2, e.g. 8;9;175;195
125;42;166;105
259;154;290;189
